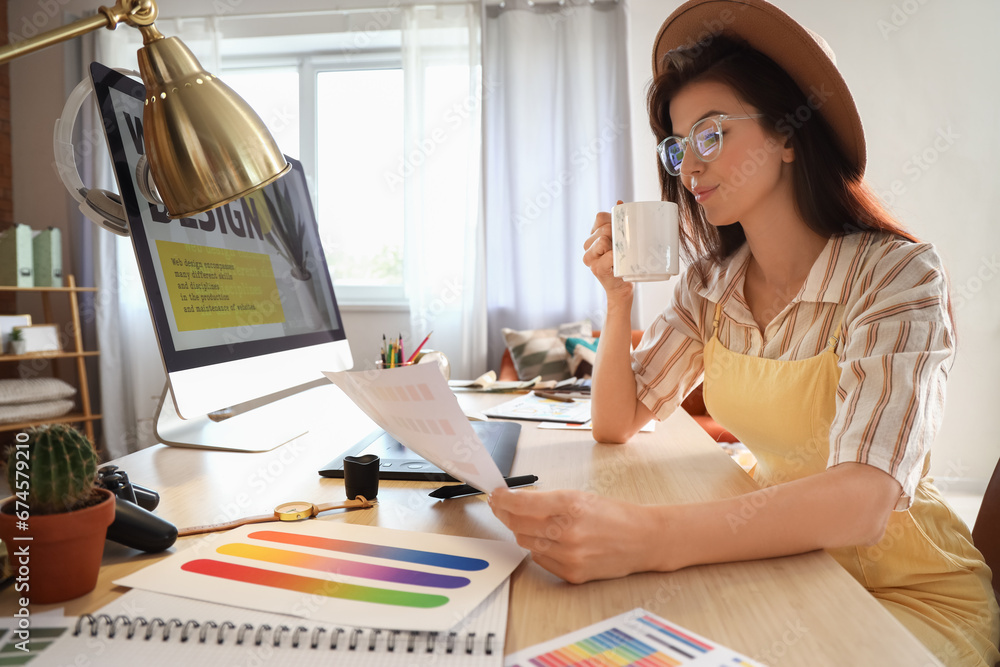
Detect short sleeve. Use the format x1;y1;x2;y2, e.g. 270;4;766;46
631;266;712;420
829;242;955;510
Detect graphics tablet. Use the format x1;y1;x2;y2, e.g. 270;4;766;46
319;421;521;482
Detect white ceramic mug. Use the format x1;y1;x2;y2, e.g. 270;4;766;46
611;201;680;282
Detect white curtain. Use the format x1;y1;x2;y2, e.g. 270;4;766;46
401;4;488;380
483;0;633;367
90;23;222;457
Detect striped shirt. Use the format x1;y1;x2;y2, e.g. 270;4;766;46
631;231;954;509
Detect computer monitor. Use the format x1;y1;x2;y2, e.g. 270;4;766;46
90;62;354;451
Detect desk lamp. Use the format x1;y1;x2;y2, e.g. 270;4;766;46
0;0;290;218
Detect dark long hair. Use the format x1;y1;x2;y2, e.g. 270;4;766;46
647;35;918;281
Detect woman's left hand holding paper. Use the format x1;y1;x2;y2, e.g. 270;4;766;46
488;486;662;583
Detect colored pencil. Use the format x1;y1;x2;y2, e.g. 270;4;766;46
406;331;433;364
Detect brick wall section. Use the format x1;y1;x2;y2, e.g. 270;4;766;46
0;0;11;230
1;0;16;354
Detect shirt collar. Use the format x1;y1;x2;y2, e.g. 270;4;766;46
694;232;872;307
695;243;751;304
796;232;871;305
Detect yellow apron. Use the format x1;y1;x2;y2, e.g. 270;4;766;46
702;302;1000;667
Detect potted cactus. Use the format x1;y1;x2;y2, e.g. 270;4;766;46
0;424;115;604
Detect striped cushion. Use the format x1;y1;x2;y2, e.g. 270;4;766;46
561;335;599;378
501;321;591;381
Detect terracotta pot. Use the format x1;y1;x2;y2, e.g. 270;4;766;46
0;488;115;604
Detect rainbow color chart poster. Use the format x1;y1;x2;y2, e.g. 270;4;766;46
116;521;526;632
504;608;766;667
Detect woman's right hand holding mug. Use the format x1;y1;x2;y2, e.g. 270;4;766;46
583;200;633;303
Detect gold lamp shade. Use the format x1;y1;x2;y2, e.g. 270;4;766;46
0;0;290;220
138;36;290;218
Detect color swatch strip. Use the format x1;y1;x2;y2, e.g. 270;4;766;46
182;559;449;608
217;543;471;589
527;628;681;667
637;616;713;654
249;530;489;571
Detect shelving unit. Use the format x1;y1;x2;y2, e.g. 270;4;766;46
0;275;101;442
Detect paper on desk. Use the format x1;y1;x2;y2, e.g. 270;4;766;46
505;607;766;667
324;363;506;494
116;521;525;634
449;370;555;392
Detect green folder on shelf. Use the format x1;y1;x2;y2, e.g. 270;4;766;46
32;227;63;287
0;223;33;286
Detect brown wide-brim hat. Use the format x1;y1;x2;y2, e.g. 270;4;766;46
652;0;866;174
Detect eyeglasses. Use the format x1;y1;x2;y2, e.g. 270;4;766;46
657;114;765;176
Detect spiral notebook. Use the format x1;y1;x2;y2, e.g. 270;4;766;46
37;579;509;666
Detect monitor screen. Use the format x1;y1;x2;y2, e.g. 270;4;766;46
90;62;353;425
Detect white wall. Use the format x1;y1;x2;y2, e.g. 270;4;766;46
626;0;1000;489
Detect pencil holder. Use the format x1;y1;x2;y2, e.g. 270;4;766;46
375;360;413;370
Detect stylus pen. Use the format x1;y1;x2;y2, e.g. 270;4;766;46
428;474;538;500
533;390;575;402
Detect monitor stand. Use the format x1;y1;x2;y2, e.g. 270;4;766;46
154;379;332;452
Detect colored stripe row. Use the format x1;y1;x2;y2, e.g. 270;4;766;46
636;615;713;658
182;559;450;609
218;543;471;588
249;530;489;571
389;415;458;437
371;383;435;402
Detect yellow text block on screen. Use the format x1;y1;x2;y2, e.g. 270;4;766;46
156;240;285;332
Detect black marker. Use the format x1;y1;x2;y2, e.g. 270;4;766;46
428;475;538;500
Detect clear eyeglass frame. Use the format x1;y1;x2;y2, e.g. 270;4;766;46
657;114;765;176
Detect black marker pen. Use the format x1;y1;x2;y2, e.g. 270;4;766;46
428;474;538;500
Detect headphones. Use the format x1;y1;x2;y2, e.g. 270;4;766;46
53;68;161;237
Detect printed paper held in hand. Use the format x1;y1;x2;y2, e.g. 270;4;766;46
323;364;506;494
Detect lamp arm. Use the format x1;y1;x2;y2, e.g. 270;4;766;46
0;0;160;66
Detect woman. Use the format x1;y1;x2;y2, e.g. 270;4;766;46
488;1;1000;664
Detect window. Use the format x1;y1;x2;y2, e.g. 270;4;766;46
182;7;481;307
221;40;408;304
316;68;404;292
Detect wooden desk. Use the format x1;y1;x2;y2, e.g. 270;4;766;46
3;385;941;666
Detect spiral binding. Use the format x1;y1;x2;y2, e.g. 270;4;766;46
73;614;496;655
